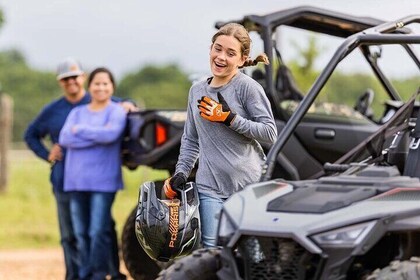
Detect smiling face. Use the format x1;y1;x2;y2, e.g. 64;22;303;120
59;74;86;100
209;35;247;86
88;71;114;104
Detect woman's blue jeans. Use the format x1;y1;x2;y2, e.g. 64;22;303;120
199;193;225;248
70;191;116;280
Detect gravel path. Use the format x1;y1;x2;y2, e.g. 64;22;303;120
0;248;133;280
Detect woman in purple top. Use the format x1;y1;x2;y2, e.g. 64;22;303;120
59;67;127;280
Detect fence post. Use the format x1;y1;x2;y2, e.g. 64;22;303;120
0;92;13;192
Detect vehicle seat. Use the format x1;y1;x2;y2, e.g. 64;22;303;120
403;117;420;177
275;64;304;101
251;69;266;90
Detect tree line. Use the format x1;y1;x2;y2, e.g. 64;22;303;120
0;49;192;142
0;47;418;143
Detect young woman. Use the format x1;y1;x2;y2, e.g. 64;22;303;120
59;67;127;280
164;23;278;247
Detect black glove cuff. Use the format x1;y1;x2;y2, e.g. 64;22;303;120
224;112;237;126
174;172;187;181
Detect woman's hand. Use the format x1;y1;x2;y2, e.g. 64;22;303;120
163;173;187;199
197;92;236;126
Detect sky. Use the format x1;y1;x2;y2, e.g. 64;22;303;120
0;0;419;80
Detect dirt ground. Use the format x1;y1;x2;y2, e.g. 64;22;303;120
0;248;134;280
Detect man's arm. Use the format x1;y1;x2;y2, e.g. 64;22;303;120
24;113;50;162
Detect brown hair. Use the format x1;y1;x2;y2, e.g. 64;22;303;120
212;23;269;68
87;67;116;90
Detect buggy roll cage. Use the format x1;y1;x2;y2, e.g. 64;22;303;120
261;15;420;181
215;6;413;118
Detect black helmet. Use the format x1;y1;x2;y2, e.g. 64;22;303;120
135;181;201;262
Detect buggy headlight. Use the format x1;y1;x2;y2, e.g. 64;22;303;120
311;221;376;247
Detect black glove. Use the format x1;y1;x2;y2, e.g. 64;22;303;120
163;173;187;199
170;173;187;191
197;92;236;126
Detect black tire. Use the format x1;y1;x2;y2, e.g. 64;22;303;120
366;257;420;280
156;248;221;280
122;206;165;280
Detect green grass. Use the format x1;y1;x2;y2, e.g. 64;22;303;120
0;150;169;249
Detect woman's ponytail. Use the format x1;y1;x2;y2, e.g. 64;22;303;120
240;53;269;68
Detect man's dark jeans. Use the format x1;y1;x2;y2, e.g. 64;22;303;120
54;191;79;280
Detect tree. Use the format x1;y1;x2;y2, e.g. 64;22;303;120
0;50;59;141
291;35;323;75
283;36;419;121
287;35;324;94
0;8;4;31
117;64;191;109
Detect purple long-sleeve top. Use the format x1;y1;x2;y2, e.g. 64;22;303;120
59;102;127;192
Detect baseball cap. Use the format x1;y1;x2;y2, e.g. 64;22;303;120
56;57;85;80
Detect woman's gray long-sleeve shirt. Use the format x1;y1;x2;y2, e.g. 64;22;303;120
175;72;277;199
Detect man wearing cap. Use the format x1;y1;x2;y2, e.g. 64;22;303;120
24;58;130;280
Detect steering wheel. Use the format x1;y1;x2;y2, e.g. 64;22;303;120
354;88;375;119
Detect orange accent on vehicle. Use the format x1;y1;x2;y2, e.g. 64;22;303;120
156;122;167;146
371;187;420;199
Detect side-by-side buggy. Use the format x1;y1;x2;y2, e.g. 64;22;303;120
156;11;420;280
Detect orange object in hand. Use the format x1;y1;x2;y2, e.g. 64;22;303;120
163;173;187;199
163;178;177;199
197;92;236;126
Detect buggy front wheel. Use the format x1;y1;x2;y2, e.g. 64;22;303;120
121;206;164;280
156;248;221;280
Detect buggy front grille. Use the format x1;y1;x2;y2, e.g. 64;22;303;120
236;236;321;280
